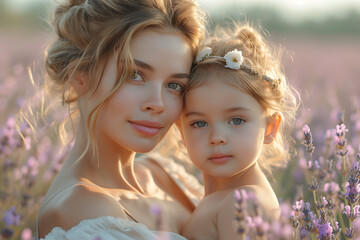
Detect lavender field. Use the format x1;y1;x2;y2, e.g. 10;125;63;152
1;16;360;240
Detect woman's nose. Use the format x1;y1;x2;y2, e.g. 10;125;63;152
141;83;165;113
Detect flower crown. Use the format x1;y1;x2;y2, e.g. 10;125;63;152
195;47;274;83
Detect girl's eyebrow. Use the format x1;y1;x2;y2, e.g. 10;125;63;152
134;59;189;79
184;111;204;117
184;107;250;117
225;107;250;113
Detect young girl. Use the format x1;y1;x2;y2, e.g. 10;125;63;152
180;24;299;240
36;0;206;239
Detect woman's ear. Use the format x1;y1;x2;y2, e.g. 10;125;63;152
69;70;89;96
264;112;282;144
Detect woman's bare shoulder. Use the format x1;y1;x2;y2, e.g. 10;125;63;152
38;183;127;238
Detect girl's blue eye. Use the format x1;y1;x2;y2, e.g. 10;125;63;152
167;82;184;92
229;118;244;125
129;71;143;81
191;121;208;128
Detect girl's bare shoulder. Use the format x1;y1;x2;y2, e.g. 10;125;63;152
218;185;279;224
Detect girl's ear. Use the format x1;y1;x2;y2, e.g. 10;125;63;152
264;112;282;144
69;70;89;96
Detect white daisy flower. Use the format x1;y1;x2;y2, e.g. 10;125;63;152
196;47;212;63
224;49;243;69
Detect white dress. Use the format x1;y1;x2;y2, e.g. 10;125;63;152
41;216;187;240
39;153;203;240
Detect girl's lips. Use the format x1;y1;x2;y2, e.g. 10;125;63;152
208;153;232;164
129;120;163;137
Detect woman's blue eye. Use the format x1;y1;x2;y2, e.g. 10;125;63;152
191;121;208;128
229;118;244;125
167;82;184;92
129;71;143;81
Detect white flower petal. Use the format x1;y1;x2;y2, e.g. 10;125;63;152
223;49;243;69
196;47;212;63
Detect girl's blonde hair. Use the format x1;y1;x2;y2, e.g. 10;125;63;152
42;0;206;162
186;23;299;174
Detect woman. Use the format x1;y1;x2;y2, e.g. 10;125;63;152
37;0;206;239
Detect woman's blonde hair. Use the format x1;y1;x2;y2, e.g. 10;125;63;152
42;0;206;162
186;23;299;174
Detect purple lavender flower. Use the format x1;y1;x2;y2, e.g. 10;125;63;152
302;202;316;223
308;180;319;192
2;206;21;227
335;123;349;137
303;125;311;134
300;227;310;238
234;189;248;203
313;219;333;239
302;124;315;154
343;205;360;221
332;221;340;236
345;173;360;205
344;227;355;238
251;216;270;237
292;200;304;214
323;182;340;196
271;221;293;239
334;123;349;159
233;189;249;235
316;197;329;210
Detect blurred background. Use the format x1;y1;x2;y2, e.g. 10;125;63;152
1;0;360;239
1;0;360;144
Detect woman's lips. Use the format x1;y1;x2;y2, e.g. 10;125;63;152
129;120;163;137
208;153;232;164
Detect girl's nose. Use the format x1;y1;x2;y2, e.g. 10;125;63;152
209;128;227;145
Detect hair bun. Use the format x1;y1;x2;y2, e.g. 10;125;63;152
53;0;89;48
237;26;257;44
233;25;272;68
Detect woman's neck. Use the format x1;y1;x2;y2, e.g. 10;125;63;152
61;127;144;193
202;162;265;196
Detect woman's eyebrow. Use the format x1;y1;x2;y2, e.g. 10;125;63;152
134;59;189;79
170;73;189;79
134;59;154;71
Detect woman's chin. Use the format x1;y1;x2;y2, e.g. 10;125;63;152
131;144;158;154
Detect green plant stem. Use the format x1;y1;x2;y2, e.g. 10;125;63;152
342;156;347;174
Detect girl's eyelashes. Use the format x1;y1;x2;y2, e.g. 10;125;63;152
189;117;245;128
129;70;144;82
190;120;208;128
228;117;245;125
